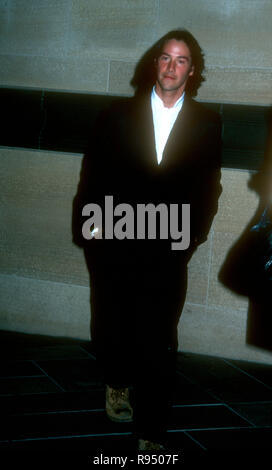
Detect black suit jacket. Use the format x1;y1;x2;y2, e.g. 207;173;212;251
72;92;222;265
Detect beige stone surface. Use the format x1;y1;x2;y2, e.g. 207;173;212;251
0;148;89;285
0;274;91;339
208;169;260;311
0;0;69;58
179;302;272;363
208;231;248;310
214;169;259;234
186;236;211;305
69;0;158;61
109;60;136;96
198;67;272;105
1;148;272;363
0;54;109;92
178;303;207;351
0;0;271;103
158;0;272;69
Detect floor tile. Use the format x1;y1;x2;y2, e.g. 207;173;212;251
0;330;90;361
0;331;271;453
226;359;272;388
230;402;272;427
166;431;205;451
176;353;272;403
35;358;103;392
0;376;62;396
7;409;132;441
16;345;90;361
169;404;249;431
2;432;202;455
6;434;136;453
1;390;105;416
0;361;42;378
172;373;220;406
3;432;202;455
190;427;272;450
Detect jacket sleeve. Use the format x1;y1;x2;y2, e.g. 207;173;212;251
71;109;112;248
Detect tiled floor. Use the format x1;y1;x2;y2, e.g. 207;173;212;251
0;330;272;461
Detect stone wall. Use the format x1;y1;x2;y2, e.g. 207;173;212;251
1;147;272;363
0;0;271;104
0;1;272;362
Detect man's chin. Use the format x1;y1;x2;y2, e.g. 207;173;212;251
161;84;179;92
156;79;183;94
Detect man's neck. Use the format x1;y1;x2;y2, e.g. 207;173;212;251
154;83;185;109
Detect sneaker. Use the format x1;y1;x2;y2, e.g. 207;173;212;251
138;439;166;451
106;385;133;423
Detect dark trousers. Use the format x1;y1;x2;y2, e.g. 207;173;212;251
85;250;188;444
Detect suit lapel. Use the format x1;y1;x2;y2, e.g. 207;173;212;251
131;93;199;170
160;95;197;168
131;93;158;169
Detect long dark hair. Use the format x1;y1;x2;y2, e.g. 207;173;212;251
131;29;205;97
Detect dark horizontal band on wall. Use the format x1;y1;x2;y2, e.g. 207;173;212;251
0;87;270;171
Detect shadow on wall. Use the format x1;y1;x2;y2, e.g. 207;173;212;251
219;107;272;353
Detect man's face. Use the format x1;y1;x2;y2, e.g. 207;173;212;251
155;39;194;94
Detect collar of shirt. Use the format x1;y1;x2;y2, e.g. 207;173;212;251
151;86;185;111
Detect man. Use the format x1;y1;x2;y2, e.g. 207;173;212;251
73;29;222;450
